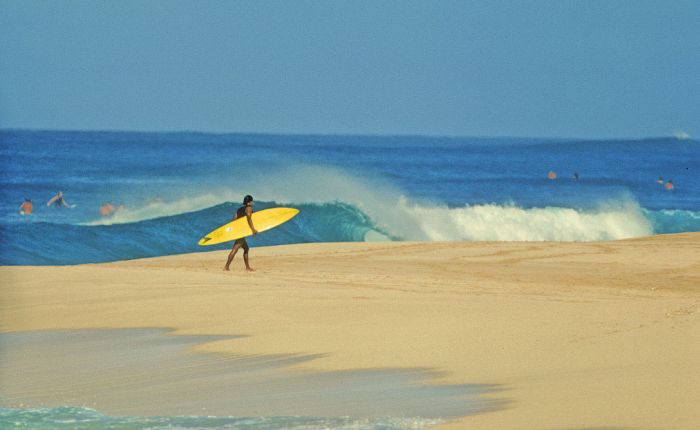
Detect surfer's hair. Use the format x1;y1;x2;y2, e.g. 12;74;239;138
243;195;253;205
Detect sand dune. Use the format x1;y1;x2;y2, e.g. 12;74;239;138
1;234;699;429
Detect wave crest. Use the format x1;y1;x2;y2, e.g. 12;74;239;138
80;165;655;243
366;198;653;242
85;191;654;242
85;192;242;226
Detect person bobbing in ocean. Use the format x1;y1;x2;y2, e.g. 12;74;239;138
665;180;674;191
47;191;71;208
100;202;116;217
224;195;258;272
19;198;33;215
657;177;664;185
547;170;557;180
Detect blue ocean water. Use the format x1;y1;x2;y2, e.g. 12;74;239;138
1;129;698;265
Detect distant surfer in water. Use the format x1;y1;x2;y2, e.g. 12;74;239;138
224;195;258;272
665;180;674;191
19;198;33;215
100;202;116;217
47;191;71;208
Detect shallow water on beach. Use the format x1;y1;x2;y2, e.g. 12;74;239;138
0;407;444;430
0;329;500;429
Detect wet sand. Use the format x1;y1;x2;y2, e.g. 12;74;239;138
1;233;699;429
0;328;496;418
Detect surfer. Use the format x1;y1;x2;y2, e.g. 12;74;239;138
19;198;33;215
665;180;674;191
100;202;116;217
224;195;258;272
47;191;70;208
657;177;664;185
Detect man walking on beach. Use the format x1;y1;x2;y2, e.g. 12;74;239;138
224;195;258;272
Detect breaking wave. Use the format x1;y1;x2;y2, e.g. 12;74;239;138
3;193;695;265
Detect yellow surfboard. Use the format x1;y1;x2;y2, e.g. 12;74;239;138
198;207;299;246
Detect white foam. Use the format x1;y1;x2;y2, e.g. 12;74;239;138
673;130;691;140
377;199;653;241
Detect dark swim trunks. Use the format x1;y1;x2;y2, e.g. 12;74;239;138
235;237;249;249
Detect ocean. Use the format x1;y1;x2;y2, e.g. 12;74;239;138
1;129;698;265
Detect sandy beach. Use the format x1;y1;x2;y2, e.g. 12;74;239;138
1;233;699;429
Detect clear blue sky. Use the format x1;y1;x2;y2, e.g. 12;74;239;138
1;0;698;138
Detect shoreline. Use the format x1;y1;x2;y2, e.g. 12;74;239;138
1;234;699;429
4;230;697;268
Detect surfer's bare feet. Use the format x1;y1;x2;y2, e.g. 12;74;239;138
245;267;255;272
223;267;230;271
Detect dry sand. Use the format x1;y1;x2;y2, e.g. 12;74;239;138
1;233;699;429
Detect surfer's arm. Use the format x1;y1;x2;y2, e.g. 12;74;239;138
46;195;58;207
245;207;258;234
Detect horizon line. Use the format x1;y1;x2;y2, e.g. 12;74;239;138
0;126;695;143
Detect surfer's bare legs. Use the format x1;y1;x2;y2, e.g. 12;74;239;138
224;240;253;271
241;240;253;271
224;243;242;271
243;249;254;272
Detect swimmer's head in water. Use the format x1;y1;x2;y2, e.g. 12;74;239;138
243;195;254;205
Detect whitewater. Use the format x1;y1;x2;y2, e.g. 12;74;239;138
1;130;698;265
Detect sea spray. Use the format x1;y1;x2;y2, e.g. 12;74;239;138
377;198;654;241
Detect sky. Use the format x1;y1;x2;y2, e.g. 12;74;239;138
0;0;698;138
